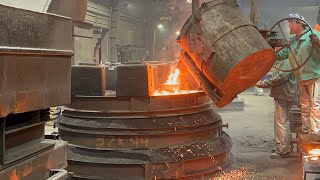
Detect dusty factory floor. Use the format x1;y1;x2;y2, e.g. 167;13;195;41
220;90;301;180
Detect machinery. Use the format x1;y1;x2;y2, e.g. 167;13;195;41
60;62;233;180
1;0;299;179
0;0;87;179
0;4;72;180
57;0;277;179
177;0;276;108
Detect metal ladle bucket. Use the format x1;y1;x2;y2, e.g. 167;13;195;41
178;0;276;107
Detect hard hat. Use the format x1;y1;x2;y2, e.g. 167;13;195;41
287;13;305;21
287;13;306;26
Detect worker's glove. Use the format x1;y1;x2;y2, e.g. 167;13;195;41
256;81;270;88
309;33;320;48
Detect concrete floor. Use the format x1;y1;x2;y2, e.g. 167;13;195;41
220;90;301;180
45;121;57;135
45;90;302;179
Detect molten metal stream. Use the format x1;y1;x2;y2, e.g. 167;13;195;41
153;69;200;96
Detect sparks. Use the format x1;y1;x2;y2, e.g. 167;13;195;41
210;167;252;180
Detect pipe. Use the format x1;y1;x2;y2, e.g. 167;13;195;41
47;169;70;180
317;6;320;24
192;0;200;21
222;123;229;129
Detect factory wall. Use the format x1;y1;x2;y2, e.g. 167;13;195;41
237;0;319;29
73;21;94;65
115;0;152;62
117;14;147;62
84;0;110;64
84;0;150;63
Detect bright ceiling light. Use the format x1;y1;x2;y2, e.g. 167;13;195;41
158;24;164;29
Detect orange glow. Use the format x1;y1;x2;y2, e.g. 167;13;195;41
22;164;33;177
153;68;199;96
10;169;18;180
308;149;320;155
305;149;320;161
154;89;200;96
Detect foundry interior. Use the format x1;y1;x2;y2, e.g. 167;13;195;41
0;0;320;179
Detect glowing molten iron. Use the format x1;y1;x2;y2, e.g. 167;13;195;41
166;69;180;85
153;69;199;96
308;149;320;156
305;149;320;161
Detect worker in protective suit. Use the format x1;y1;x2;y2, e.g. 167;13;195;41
277;13;320;135
257;60;297;159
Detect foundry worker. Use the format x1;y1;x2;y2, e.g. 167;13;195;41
276;13;320;135
257;59;297;159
